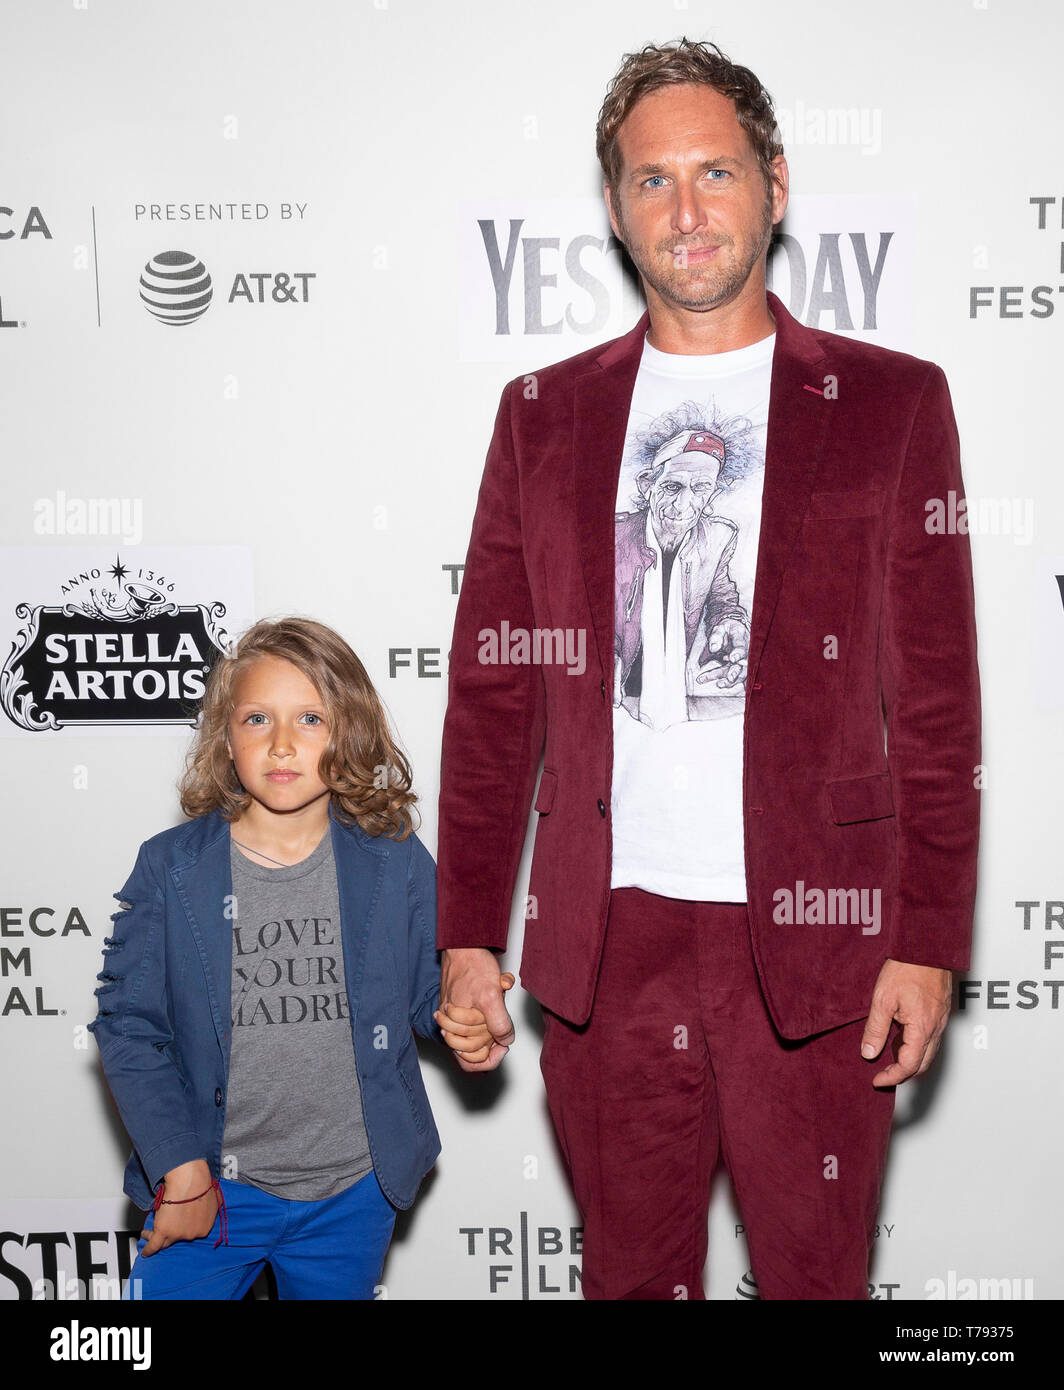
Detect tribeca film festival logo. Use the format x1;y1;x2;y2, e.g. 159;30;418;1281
970;195;1064;319
460;1215;583;1297
0;203;51;329
1;901;89;1020
138;249;316;324
957;899;1064;1013
772;881;881;935
0;555;231;731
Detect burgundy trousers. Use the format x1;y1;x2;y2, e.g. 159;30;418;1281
539;887;897;1300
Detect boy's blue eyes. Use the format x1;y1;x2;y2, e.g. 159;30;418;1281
244;712;324;726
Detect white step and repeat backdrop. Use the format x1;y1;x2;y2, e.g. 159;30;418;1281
1;0;1061;1302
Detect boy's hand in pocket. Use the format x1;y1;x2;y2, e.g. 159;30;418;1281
142;1159;219;1255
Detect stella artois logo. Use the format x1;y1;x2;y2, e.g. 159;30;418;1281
1;555;232;731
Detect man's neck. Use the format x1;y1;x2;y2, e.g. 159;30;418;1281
644;279;776;356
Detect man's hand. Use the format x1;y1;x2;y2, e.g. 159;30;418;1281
861;958;953;1088
437;948;515;1073
696;619;749;689
436;978;515;1065
141;1159;218;1256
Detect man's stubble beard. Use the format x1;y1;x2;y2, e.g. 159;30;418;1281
615;187;775;314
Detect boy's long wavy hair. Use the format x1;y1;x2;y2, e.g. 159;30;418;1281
179;617;419;840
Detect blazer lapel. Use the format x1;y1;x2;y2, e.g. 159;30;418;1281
747;291;831;684
169;813;232;1054
573;310;650;682
571;291;831;689
329;806;387;1021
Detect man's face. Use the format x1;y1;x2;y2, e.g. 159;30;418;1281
604;82;788;315
645;454;722;541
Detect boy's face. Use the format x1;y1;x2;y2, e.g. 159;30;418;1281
226;655;332;818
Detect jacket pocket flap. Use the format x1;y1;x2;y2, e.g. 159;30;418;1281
828;771;895;824
807;489;885;519
534;769;557;814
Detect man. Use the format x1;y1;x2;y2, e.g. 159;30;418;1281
435;38;980;1300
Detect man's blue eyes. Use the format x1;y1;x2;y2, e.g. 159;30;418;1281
645;170;728;188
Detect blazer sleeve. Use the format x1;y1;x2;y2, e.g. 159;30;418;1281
87;844;206;1192
406;834;443;1042
436;378;548;951
880;364;981;969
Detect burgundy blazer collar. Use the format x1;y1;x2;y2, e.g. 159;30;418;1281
572;290;831;688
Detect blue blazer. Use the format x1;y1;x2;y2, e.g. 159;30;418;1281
88;803;443;1212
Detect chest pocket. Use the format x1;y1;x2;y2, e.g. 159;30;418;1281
806;489;884;520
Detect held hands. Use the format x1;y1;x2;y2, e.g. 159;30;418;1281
436;972;515;1066
861;958;953;1087
436;948;516;1072
141;1159;219;1256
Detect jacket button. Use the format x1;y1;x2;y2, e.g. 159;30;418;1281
597;798;606;817
749;806;764;815
214;1087;223;1106
752;682;763;691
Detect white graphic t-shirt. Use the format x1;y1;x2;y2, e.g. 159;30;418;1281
610;330;775;901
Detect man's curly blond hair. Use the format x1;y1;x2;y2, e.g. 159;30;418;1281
596;37;784;201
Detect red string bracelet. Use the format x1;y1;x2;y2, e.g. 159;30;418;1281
152;1178;228;1247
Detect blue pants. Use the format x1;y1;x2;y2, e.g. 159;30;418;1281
124;1169;396;1300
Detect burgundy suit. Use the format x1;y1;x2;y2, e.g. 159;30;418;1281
437;290;979;1299
437;291;981;1039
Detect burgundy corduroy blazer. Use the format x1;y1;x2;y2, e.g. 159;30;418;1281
436;291;980;1039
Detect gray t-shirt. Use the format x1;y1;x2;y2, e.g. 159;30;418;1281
222;828;373;1200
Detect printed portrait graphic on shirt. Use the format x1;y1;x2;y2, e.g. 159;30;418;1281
614;399;766;731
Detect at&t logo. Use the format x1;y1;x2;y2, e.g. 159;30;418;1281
139;249;316;325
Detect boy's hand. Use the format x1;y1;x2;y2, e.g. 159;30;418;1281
141;1159;219;1256
436;972;515;1065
